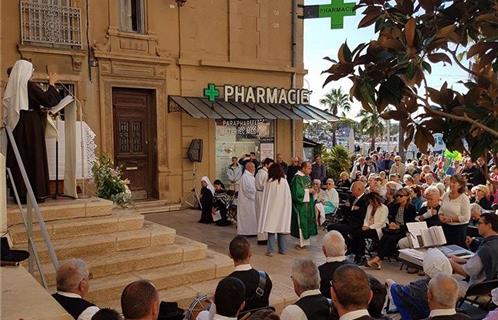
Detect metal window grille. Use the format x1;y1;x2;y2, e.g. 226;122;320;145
20;0;82;48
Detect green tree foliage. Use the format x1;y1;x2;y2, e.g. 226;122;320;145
322;0;498;159
359;109;385;151
320;88;352;146
321;145;352;180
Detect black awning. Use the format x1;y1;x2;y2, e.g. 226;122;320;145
169;96;338;122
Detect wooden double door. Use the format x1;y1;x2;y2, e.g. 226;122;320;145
112;88;157;199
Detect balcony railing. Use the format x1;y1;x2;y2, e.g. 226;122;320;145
20;0;82;48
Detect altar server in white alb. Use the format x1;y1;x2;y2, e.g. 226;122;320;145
255;158;274;244
237;162;258;236
259;163;292;256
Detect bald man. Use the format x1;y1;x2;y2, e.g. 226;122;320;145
237;162;258;236
327;181;368;254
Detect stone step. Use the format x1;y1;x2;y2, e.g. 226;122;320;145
134;201;182;215
7;197;113;225
88;250;233;305
9;212;144;244
36;235;208;287
14;221;176;264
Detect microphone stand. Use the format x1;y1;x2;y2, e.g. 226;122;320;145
54;81;88;199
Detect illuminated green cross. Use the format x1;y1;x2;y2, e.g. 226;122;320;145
319;0;356;29
203;83;219;102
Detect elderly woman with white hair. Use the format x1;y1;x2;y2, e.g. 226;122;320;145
390;156;406;177
472;184;492;210
315;179;340;224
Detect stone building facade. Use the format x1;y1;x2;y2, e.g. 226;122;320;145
1;0;322;203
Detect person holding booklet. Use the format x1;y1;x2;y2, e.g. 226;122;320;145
3;60;62;203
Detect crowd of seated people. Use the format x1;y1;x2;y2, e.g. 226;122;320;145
51;230;498;320
324;150;498;273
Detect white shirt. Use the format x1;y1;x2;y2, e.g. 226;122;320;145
234;264;252;272
339;309;370;320
56;291;99;320
213;315;238;320
280;289;322;320
429;308;457;317
439;192;471;225
325;256;347;263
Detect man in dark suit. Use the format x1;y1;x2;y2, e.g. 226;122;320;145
327;181;368;252
121;280;160;320
318;230;351;299
331;265;375;320
424;273;470;319
226;236;272;312
51;259;99;320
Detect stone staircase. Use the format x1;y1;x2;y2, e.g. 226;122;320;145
7;198;233;309
133;199;182;215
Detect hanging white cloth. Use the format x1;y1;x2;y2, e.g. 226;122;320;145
1;60;33;155
200;176;215;195
258;178;292;234
237;171;258;236
2;60;32;129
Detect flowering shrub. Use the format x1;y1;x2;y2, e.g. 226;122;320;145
91;153;132;208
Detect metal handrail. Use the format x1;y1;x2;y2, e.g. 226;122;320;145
6;167;48;288
3;126;60;275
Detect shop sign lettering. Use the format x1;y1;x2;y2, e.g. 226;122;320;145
204;84;311;105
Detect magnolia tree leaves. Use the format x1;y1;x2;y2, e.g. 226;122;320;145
322;0;498;158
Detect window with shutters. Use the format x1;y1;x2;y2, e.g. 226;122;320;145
119;0;145;33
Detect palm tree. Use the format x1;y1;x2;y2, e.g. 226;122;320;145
320;88;351;146
358;109;385;152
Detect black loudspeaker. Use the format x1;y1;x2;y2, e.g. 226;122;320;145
187;139;203;162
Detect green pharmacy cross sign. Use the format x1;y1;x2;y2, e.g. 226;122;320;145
203;83;219;102
300;0;356;29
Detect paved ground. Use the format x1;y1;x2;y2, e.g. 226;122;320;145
146;208;419;307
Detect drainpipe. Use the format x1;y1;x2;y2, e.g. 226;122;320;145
291;0;297;157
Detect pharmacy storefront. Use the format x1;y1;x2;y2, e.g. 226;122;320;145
169;83;336;185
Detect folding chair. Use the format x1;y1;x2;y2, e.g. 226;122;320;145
457;279;498;319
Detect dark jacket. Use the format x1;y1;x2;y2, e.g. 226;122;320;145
228;268;272;311
311;163;327;183
294;293;330;320
318;260;351;298
345;194;368;228
387;203;417;232
52;293;96;320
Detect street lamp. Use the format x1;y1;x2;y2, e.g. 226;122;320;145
176;0;187;6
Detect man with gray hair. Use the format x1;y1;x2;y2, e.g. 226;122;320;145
281;258;330;320
425;273;470;319
52;258;99;320
318;231;351;298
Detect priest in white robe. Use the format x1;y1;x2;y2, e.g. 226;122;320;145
237;162;258;236
259;163;292;255
255;158;273;244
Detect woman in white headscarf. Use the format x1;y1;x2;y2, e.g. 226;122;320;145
3;60;61;203
198;176;215;223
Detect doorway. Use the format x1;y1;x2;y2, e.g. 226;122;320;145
112;88;158;199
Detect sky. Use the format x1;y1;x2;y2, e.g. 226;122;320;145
303;0;469;118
